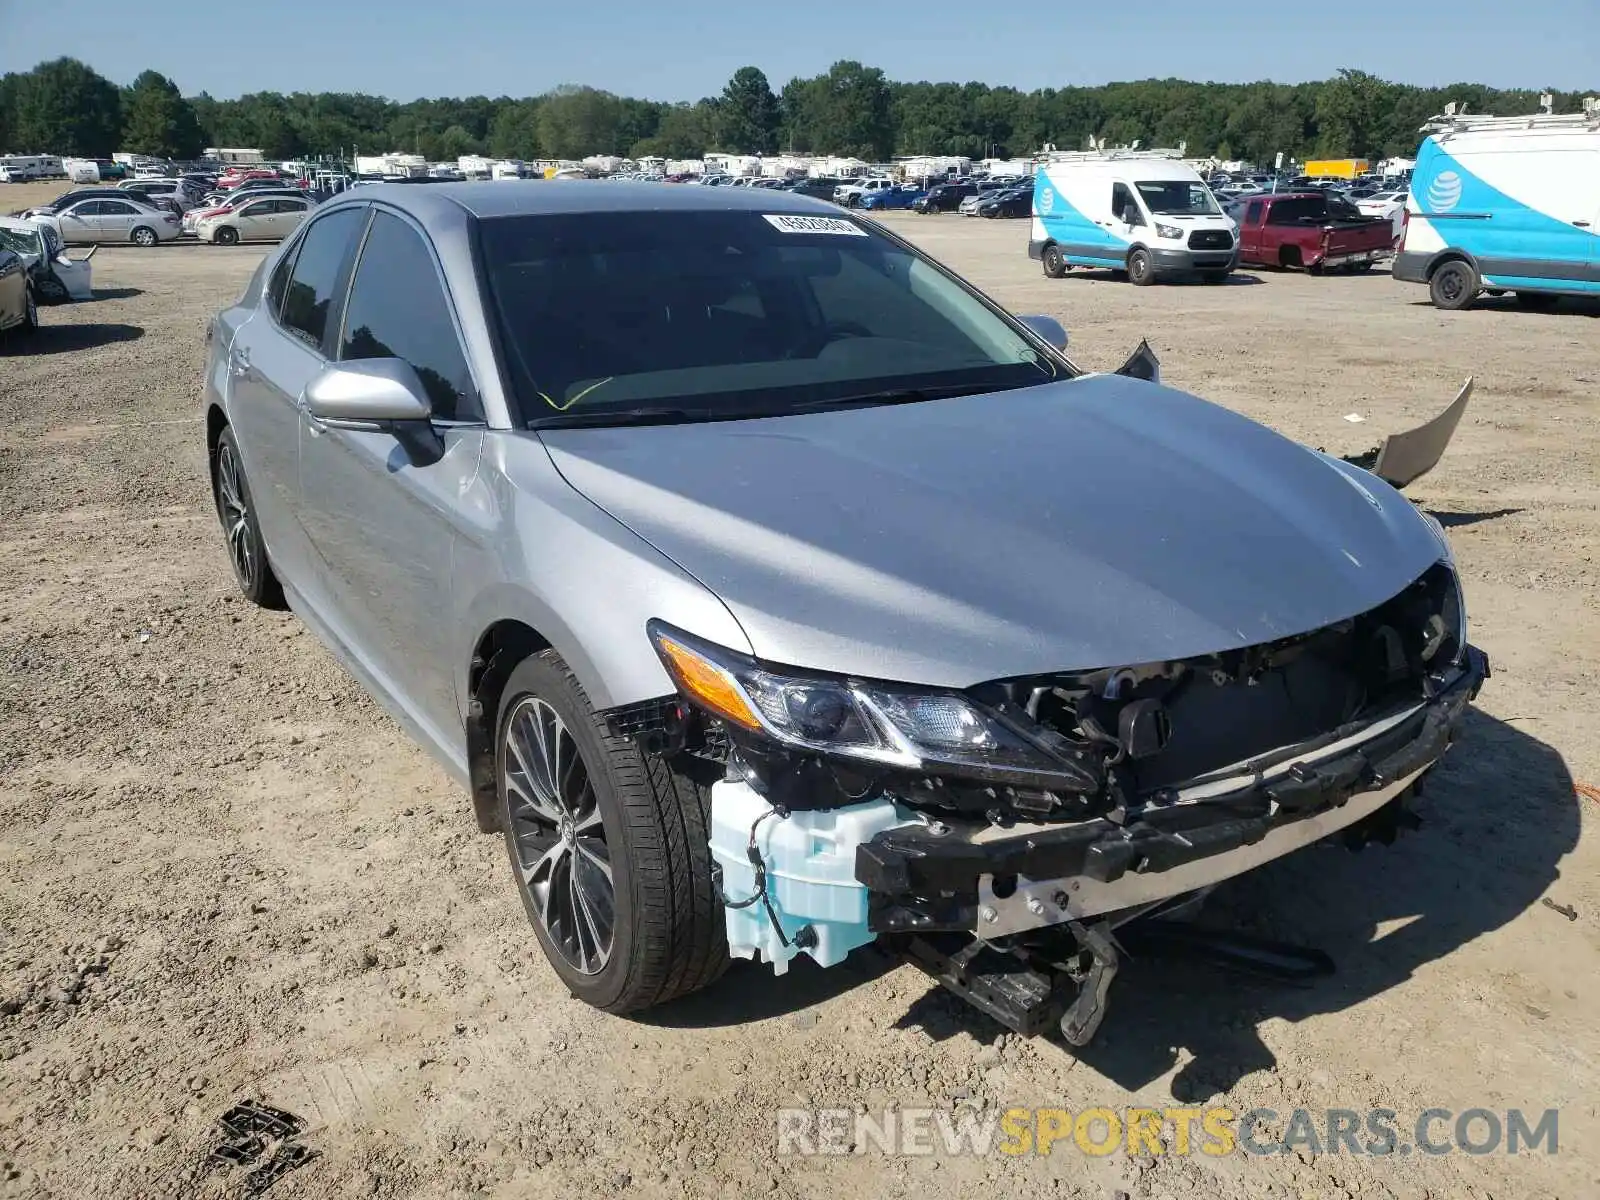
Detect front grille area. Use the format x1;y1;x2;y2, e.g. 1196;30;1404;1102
1189;230;1235;250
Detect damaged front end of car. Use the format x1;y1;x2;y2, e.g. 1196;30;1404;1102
612;559;1487;1045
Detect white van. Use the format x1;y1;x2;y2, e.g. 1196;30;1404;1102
1394;102;1600;309
1030;154;1239;284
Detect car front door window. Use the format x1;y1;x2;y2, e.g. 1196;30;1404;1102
337;211;479;421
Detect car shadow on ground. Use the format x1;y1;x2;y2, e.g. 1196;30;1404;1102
1064;270;1263;286
897;709;1577;1092
1409;296;1600;317
1428;507;1523;529
636;948;898;1028
9;323;144;355
89;286;144;301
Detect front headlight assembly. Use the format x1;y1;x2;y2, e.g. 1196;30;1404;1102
1155;222;1184;240
647;620;1077;785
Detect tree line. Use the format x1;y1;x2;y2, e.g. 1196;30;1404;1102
2;57;1592;167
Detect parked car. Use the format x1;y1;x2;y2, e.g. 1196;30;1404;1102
976;188;1032;218
184;188;313;236
1354;190;1408;243
0;216;94;302
913;181;981;213
779;178;844;202
31;195;182;247
857;185;925;211
1232;192;1394;272
22;186;139;214
833;177;896;207
202;182;1485;1044
195;195;314;244
119;178;207;213
0;247;37;337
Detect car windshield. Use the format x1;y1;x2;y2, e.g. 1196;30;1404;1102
481;210;1065;427
1135;181;1220;215
0;226;43;258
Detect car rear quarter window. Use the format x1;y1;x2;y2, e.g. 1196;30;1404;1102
280;207;367;353
338;211;478;421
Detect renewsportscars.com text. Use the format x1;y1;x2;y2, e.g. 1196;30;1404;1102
776;1106;1559;1159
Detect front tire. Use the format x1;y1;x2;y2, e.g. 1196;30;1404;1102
1041;243;1067;279
498;651;727;1013
130;226;158;248
20;285;38;333
210;426;285;608
1127;247;1155;286
214;226;240;246
1430;260;1478;310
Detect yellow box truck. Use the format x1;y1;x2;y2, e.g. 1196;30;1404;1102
1304;159;1371;179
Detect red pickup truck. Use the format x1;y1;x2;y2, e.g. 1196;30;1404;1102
1229;192;1394;273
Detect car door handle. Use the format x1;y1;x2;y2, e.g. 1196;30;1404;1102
1576;220;1593;227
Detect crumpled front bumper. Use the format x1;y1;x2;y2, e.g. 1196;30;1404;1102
857;645;1488;937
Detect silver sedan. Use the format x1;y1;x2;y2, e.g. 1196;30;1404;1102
202;183;1484;1038
33;196;182;246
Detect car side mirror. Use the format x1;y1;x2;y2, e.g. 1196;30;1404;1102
304;359;433;426
1017;314;1068;351
1122;206;1142;226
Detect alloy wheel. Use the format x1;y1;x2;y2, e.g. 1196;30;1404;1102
215;442;256;589
503;697;614;974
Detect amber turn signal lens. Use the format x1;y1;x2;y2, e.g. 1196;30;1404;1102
654;635;763;731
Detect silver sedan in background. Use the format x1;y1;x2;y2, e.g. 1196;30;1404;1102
31;196;181;246
202;183;1484;1041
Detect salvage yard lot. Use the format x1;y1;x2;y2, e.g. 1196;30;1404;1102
1;203;1597;1200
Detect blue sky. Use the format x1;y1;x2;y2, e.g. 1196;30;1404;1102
3;0;1595;101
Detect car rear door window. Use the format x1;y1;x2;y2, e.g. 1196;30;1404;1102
338;211;478;421
279;207;367;353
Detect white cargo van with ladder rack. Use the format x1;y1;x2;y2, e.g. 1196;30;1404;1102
1394;98;1600;309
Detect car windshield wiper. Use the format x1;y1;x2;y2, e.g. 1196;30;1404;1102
531;406;712;429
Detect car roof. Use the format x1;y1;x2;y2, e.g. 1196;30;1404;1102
347;180;846;221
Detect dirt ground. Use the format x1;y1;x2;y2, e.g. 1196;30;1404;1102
1;184;1597;1200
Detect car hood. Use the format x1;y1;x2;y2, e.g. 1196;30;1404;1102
540;376;1445;687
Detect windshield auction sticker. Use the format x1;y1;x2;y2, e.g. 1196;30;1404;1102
762;214;868;236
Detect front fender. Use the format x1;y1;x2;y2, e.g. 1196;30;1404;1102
453;432;755;720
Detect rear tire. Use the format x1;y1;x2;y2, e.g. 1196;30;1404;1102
130;226;158;248
1127;247;1155;286
210;426;286;609
498;651;728;1013
1041;243;1067;279
1429;260;1478;310
20;285;38;333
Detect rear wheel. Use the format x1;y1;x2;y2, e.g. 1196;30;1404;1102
1127;248;1155;286
20;285;38;333
1429;260;1478;310
210;426;285;608
498;651;727;1013
130;226;158;248
1041;243;1067;279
